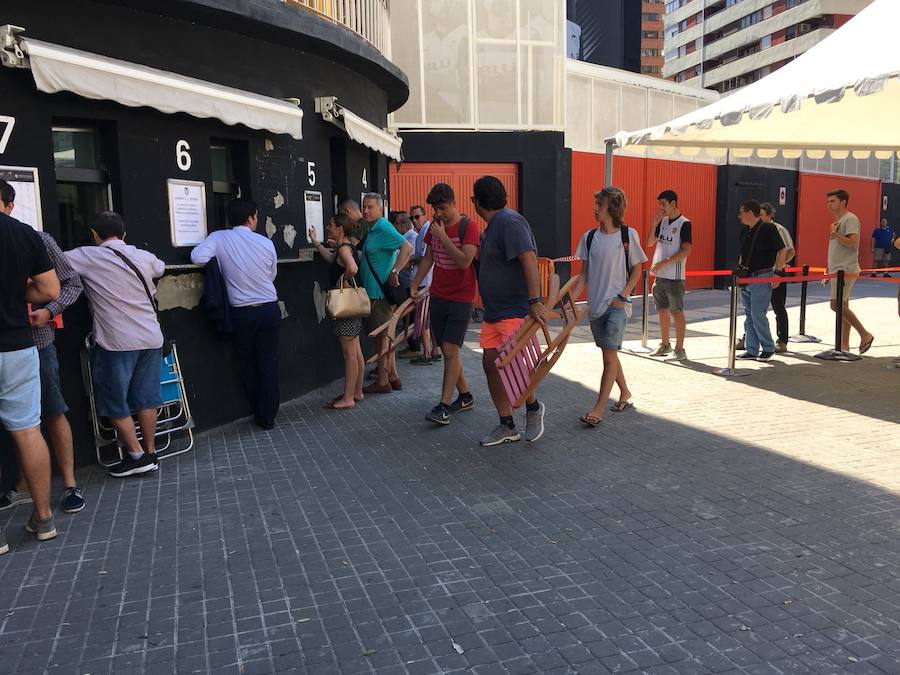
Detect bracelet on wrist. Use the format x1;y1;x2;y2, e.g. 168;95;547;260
528;297;542;306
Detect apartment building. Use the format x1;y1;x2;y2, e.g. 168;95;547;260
641;1;666;76
663;0;874;92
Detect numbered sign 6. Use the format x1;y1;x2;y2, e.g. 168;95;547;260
176;140;192;171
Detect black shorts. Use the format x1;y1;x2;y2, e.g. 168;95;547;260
430;299;473;347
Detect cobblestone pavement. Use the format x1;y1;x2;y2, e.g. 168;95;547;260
1;283;899;675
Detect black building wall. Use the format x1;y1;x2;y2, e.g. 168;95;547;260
2;0;407;466
715;164;800;288
570;0;641;73
399;132;571;261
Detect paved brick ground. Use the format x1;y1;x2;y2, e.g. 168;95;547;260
1;282;899;674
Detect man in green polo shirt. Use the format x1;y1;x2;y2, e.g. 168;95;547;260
358;193;413;394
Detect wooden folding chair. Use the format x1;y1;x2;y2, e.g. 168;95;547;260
366;291;429;365
494;275;585;409
539;257;561;319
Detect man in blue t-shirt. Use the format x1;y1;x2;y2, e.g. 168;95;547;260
472;176;549;447
872;218;894;274
358;193;413;394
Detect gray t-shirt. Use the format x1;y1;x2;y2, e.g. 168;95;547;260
827;211;861;274
576;226;648;320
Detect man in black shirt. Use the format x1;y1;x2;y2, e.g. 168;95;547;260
737;200;787;360
0;179;62;550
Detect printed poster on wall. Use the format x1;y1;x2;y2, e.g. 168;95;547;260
0;166;43;231
305;190;324;243
167;179;207;247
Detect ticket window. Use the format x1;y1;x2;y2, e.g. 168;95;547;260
53;127;112;249
210;140;249;231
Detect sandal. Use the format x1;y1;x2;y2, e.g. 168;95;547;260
859;336;874;355
323;400;354;410
610;400;634;413
579;414;603;427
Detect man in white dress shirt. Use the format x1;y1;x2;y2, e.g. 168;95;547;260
191;199;281;429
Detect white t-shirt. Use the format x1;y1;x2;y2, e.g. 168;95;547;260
772;222;795;265
576;226;648;320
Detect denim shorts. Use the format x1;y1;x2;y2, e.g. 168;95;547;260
39;343;69;418
590;306;628;350
0;346;41;431
91;346;163;419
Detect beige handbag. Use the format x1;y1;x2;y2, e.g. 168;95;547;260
326;277;371;319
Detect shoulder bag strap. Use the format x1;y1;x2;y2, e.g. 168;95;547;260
740;224;763;269
621;224;631;278
108;248;159;312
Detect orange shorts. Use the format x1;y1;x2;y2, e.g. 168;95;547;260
480;318;525;350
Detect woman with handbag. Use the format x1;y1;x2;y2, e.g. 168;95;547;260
309;215;368;409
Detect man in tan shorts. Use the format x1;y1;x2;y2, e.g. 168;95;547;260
825;189;873;354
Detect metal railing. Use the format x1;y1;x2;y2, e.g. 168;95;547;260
283;0;391;56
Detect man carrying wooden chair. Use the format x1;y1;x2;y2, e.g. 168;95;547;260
471;177;549;446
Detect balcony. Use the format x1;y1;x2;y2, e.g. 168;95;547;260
284;0;391;56
701;27;833;87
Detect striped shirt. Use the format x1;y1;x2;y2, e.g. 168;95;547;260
31;232;82;350
424;217;479;303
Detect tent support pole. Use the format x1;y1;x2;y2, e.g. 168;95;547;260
604;139;615;185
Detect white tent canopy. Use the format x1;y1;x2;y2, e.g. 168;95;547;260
612;0;900;160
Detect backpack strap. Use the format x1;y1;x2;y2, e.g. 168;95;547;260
621;224;631;279
586;228;596;253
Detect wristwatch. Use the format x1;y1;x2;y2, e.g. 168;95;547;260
528;297;542;305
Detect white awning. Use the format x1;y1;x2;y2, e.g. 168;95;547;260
316;97;402;161
612;0;900;160
15;37;303;139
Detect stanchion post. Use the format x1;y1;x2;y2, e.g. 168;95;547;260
798;264;809;335
815;269;859;360
714;275;747;377
790;264;820;343
641;269;649;349
834;270;845;352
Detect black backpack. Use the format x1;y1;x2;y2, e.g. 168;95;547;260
586;224;632;279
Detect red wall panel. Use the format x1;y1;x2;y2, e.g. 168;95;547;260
388;162;519;232
570;151;718;289
796;173;881;270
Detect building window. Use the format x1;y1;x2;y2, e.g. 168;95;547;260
642;13;662;21
641;48;661;57
210;139;250;232
53;126;112;250
642;31;660;39
760;34;772;49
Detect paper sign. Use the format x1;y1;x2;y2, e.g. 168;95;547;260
0;165;43;231
305;190;324;243
883;195;888;211
167;179;207;247
778;186;787;206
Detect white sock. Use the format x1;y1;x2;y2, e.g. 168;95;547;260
128;449;144;460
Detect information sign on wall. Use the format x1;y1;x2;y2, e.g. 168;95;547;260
167;179;207;247
0;165;43;231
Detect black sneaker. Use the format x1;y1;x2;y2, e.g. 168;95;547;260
425;403;451;426
737;352;757;360
61;487;85;514
448;393;474;413
108;453;159;478
758;351;775;360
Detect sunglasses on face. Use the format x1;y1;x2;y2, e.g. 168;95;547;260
411;214;422;220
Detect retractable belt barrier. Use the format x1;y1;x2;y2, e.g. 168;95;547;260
551;255;893;364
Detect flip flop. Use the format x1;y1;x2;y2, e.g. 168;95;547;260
323;400;354;410
579;414;603;427
859;336;874;355
610;400;634;413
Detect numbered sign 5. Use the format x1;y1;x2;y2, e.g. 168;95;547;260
307;161;317;187
176;140;192;171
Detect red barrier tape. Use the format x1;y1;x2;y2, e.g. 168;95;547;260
857;275;900;284
737;273;837;285
684;270;734;277
859;266;900;273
